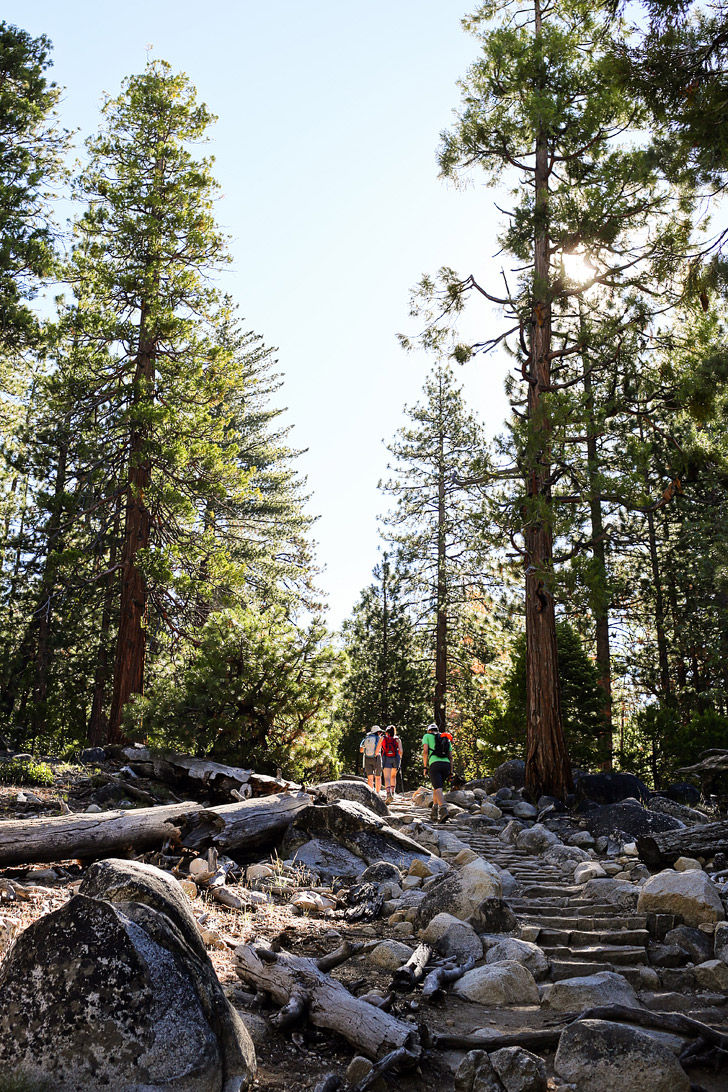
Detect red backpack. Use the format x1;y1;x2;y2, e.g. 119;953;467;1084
381;733;398;757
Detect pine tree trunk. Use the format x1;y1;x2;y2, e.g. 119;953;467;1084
524;2;572;801
646;508;671;703
108;312;155;742
87;498;121;746
583;358;613;770
434;426;447;730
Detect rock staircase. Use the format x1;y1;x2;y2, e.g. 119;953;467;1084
439;819;727;1019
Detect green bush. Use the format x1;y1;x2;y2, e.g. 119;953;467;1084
0;757;54;787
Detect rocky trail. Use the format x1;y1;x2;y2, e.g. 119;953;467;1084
0;750;727;1092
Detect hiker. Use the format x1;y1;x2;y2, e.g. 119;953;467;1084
376;724;403;803
359;725;384;794
422;722;453;822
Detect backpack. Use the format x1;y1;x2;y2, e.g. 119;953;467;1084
362;733;379;757
432;732;450;759
381;734;398;757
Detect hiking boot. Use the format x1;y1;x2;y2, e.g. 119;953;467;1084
385;794;394;804
430;804;439;822
437;805;449;823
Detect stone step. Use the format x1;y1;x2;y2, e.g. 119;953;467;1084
508;901;621;916
536;927;649;948
518;884;584;898
543;944;648;966
519;914;648;931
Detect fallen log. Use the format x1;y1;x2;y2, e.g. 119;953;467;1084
572;1005;728;1052
349;1046;420;1092
430;1027;561;1051
636;819;728;868
391;943;433;992
120;747;301;801
0;801;202;866
181;792;311;856
0;792;311;867
235;941;421;1060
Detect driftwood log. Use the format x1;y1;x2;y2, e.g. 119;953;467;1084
636;819;728;868
235;941;421;1060
422;955;476;1002
0;792;311;867
430;1027;562;1051
120;747;300;801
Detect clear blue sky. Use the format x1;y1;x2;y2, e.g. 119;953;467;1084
7;0;509;627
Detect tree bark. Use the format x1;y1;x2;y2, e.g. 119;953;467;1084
434;422;447;730
234;942;421;1060
0;791;311;867
636;819;728;868
87;496;121;745
524;0;572;802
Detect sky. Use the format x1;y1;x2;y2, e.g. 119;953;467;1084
7;1;510;627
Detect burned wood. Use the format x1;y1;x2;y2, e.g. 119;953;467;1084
349;1045;420;1092
93;772;161;807
391;943;433;992
636;819;728;868
235;941;421;1060
422;955;476;1001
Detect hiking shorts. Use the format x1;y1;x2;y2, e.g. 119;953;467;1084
363;754;382;776
428;760;450;791
382;754;400;770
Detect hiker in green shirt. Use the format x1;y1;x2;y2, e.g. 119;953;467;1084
422;722;453;823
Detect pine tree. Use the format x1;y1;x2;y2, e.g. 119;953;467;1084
380;365;490;728
338;556;431;781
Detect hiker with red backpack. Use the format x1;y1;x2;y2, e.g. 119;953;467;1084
376;724;403;803
422;722;453;822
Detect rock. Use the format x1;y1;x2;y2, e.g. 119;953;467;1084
453;848;481;866
575;772;651;805
512;801;538;820
555;1019;690;1092
85;803;102;813
287;836;365;882
0;876;255;1090
415;857;501;928
80;746;107;764
290;890;336;913
714;920;728;963
281;800;444;875
499;820;524;845
346;1055;387;1092
453;961;539;1006
495;787;513;802
673;856;702;871
359;861;402;885
664;925;713;963
497;868;519;896
546;970;641;1013
421;913;484;962
472;897;518;934
245;863;275;883
694;958;728;991
438;830;471;858
545;844;589;869
454;1050;504;1092
491;760;526;791
483;936;549;981
391;921;414;938
315;779;389;816
574;861;606;884
582;878;640;911
568;830;595;848
367;939;414;971
648;944;688;968
235;1011;271;1048
490;1046;547;1092
401;875;422;890
637;869;725;927
445;789;478;808
407;858;433;879
516;824;558;853
0;914;20;951
480;802;503;819
665;782;701;805
584;801;682;841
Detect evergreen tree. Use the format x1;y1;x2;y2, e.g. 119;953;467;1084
380;365;490;729
338;556;430;782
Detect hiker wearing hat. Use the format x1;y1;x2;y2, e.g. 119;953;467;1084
376;724;403;804
422;722;453;822
359;725;384;795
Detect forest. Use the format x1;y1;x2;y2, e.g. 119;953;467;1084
1;0;728;803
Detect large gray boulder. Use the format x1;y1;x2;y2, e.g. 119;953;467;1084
715;920;728;963
637;868;725;927
516;824;559;854
287;836;366;881
421;912;484;962
454;1050;504;1092
0;861;255;1092
490;1047;547;1092
483;936;550;981
555;1019;690;1092
584;801;682;841
491;759;526;790
415;857;501;928
281;800;444;875
582;877;640;911
545;970;640;1013
453;960;539;1006
314;779;388;816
